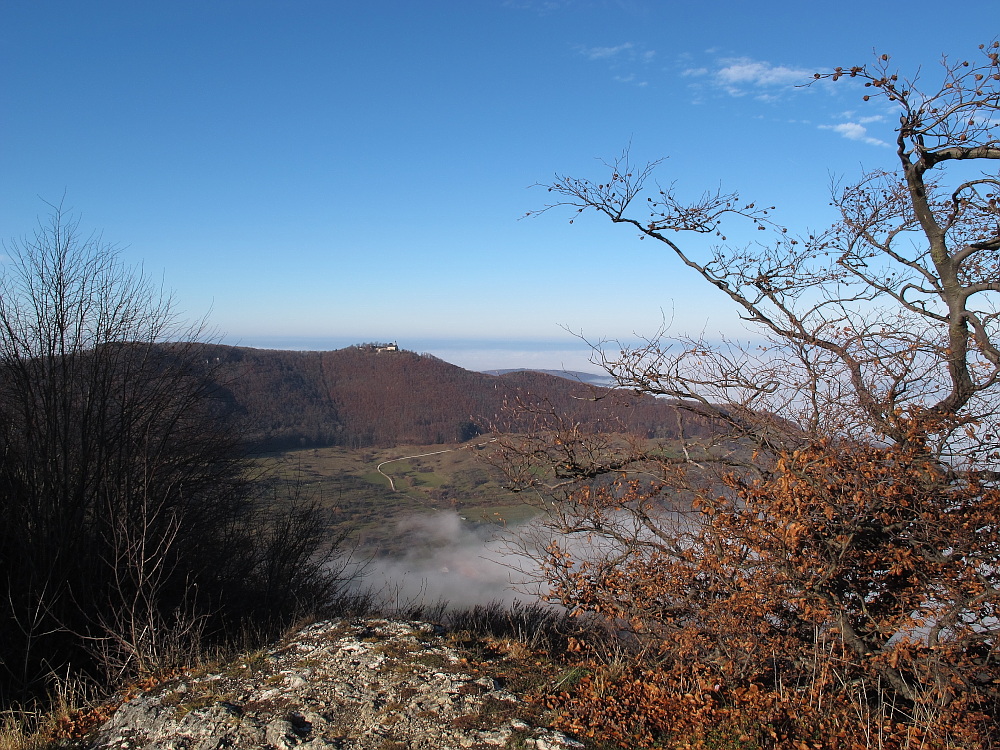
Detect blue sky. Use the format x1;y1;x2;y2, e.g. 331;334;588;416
1;1;990;371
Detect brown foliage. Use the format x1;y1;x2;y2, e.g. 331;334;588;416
538;441;998;747
548;662;994;749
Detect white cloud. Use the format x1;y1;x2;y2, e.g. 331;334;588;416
579;41;656;86
679;55;813;99
838;109;888;125
582;42;634;60
715;57;812;92
502;0;570;14
819;121;890;147
613;73;648;86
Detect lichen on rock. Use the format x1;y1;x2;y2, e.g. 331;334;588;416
84;618;584;750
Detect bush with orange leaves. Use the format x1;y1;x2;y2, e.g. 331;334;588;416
532;439;998;748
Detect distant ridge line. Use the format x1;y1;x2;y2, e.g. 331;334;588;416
481;368;616;387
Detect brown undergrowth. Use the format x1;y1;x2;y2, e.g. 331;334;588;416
530;441;1000;749
545;658;994;749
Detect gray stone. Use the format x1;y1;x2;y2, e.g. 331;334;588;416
83;618;584;750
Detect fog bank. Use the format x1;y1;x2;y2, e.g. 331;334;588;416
356;511;544;611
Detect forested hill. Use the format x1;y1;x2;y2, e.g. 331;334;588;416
197;344;716;450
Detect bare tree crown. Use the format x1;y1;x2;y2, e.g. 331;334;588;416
528;41;1000;458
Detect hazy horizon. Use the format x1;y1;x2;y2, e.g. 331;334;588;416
222;333;609;373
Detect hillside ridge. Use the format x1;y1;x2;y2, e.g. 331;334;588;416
196;344;715;451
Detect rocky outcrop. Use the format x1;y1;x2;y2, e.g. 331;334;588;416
85;618;584;750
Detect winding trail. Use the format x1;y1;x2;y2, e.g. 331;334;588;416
376;449;455;491
375;439;497;491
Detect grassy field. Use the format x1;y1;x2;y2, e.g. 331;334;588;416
256;439;539;557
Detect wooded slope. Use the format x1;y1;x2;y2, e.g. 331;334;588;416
199;344;715;450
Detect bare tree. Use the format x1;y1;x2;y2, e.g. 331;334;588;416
501;42;1000;745
0;205;346;707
